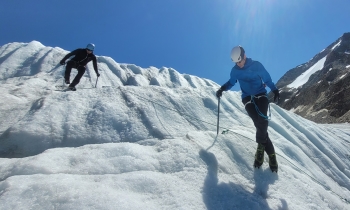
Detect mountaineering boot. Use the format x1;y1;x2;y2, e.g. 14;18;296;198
268;153;278;173
68;86;76;91
254;143;265;168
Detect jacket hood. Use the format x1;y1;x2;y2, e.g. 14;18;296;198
234;58;253;70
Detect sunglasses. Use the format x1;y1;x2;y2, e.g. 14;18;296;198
236;57;245;64
86;49;93;52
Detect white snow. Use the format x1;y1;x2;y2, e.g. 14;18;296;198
346;65;350;68
287;56;327;89
331;40;342;50
0;41;349;210
339;74;347;79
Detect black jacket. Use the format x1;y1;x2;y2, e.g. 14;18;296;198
61;49;98;73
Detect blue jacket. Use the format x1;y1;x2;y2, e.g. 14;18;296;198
221;58;277;99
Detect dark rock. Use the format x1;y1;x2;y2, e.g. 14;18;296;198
276;32;350;123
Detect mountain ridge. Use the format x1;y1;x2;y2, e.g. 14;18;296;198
273;32;350;123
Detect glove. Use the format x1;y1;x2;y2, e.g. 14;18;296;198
60;60;65;65
216;88;223;98
273;89;280;102
96;72;100;77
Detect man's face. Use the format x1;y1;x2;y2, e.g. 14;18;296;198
236;54;246;68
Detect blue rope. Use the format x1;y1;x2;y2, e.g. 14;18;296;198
251;94;271;120
120;88;349;204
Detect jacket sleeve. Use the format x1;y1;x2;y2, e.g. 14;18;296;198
258;62;277;91
220;79;237;91
220;68;238;91
92;55;98;73
61;49;79;62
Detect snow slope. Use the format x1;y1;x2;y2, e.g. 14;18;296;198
287;56;327;89
286;40;342;89
0;41;349;210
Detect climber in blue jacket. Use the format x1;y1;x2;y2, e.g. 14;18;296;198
216;45;280;172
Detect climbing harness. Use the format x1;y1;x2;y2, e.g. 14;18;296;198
244;94;271;120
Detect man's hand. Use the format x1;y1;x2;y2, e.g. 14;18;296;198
216;88;223;98
273;89;280;103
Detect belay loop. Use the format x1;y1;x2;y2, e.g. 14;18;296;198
249;94;271;120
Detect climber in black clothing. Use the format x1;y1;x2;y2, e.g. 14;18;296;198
59;43;100;91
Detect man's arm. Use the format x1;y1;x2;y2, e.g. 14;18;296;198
60;49;79;64
92;56;100;76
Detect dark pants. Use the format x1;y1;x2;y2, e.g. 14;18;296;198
242;94;275;155
65;60;86;87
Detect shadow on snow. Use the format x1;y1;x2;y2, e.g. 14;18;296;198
199;149;288;210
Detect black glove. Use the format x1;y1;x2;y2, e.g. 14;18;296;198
96;72;100;77
216;88;223;98
60;60;65;65
273;89;280;102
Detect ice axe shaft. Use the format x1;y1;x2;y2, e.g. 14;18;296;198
95;77;99;88
217;97;220;135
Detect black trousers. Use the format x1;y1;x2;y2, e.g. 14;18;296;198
65;60;86;87
242;94;275;155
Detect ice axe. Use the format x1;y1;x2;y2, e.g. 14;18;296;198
217;97;220;135
206;97;220;151
95;77;99;88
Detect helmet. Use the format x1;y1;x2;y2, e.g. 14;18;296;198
86;43;95;51
230;46;245;62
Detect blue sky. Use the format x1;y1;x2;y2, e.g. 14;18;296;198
1;0;350;91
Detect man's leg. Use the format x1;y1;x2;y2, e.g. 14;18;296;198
244;97;268;144
255;97;276;155
254;96;270;144
244;96;273;168
69;66;86;88
244;97;266;167
264;134;275;155
256;97;278;172
64;61;76;84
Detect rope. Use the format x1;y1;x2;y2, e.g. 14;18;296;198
250;94;271;120
151;102;173;138
112;86;349;204
123;88;219;128
276;150;350;204
225;129;349;204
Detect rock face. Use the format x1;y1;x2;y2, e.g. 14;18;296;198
274;32;350;123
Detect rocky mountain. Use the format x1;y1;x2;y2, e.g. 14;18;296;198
273;32;350;123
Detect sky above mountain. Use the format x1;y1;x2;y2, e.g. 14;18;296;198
0;42;350;209
1;0;350;91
